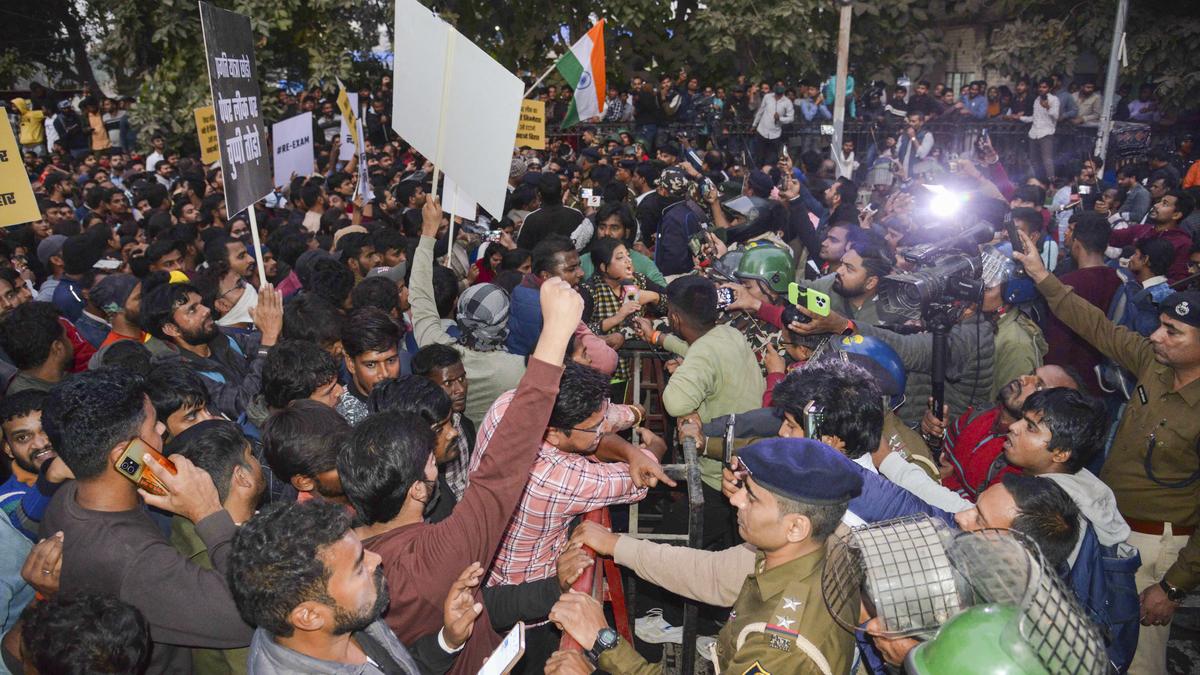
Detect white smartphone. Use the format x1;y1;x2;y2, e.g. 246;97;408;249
476;622;525;675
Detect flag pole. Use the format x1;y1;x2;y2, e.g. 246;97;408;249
431;29;456;268
524;63;557;98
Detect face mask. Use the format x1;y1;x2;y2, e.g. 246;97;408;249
774;87;786;96
217;282;258;327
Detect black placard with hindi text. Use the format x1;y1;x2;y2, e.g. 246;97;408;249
198;1;273;216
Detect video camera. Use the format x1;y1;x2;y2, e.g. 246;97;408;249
878;222;991;325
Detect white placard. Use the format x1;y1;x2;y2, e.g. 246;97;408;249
391;0;523;220
391;0;449;158
271;112;314;187
442;176;476;221
355;117;373;202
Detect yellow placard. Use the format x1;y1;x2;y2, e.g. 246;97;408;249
0;115;40;227
336;81;359;151
194;106;220;164
515;99;545;150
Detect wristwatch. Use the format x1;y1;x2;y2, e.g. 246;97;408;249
1159;579;1187;602
585;627;619;662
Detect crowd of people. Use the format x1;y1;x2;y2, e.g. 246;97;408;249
531;70;1190;187
0;64;1198;675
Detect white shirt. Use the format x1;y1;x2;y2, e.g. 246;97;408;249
879;452;974;514
44;116;59;150
1141;275;1167;290
752;94;794;140
146;151;165;173
836;151;858;180
1051;185;1074;242
1021;95;1060;140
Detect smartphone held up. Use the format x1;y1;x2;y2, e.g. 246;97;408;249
114;438;177;496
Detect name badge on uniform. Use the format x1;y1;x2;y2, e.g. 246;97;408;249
765;614;799;653
1137;385;1148;405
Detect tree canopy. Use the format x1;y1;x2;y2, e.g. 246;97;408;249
3;0;1195;148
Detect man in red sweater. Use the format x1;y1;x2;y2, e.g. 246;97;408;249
353;276;583;674
924;365;1081;501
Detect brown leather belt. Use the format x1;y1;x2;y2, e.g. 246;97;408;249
1125;517;1196;537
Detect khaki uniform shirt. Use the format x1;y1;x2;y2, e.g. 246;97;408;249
883;412;940;481
599;545;855;675
1038;274;1200;589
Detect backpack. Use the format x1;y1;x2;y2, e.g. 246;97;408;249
1096;268;1142;400
1066;523;1141;673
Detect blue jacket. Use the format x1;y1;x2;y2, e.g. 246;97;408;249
74;312;110;349
0;470;59;541
655;199;705;276
51;277;85;322
845;459;957;529
506;277;543;357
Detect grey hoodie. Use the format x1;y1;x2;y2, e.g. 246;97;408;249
1043;469;1131;568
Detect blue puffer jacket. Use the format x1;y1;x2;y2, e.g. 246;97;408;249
506;280;542;356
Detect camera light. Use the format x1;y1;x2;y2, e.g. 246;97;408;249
925;184;964;219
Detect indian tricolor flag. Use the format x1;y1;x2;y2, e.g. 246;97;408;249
555;20;606;128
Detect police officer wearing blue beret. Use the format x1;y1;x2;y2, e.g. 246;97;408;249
1016;229;1200;674
548;438;862;675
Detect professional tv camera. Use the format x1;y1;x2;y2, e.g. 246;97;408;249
877;222;992;326
877;221;992;449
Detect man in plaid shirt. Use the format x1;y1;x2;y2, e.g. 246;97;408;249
469;361;673;587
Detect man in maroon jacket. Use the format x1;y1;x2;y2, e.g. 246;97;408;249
1045;212;1123;395
1109;189;1196;283
354;276;583;674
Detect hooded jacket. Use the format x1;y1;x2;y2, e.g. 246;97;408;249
12;98;45;146
1043;469;1131;567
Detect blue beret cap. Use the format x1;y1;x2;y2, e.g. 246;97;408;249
739;438;863;504
1160;291;1200;327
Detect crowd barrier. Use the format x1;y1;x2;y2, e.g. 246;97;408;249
546;117;1162;182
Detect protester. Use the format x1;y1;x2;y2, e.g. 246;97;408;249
7;38;1200;675
40;368;253;673
262;400;350;504
140;278;284;418
228;500;478;674
335;307;403;426
17;593;150;674
0;390;65;540
0;302;72;395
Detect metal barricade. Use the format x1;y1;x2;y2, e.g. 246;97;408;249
557;421;706;674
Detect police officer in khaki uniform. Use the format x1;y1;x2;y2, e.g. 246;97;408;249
1014;230;1200;675
547;438;862;675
